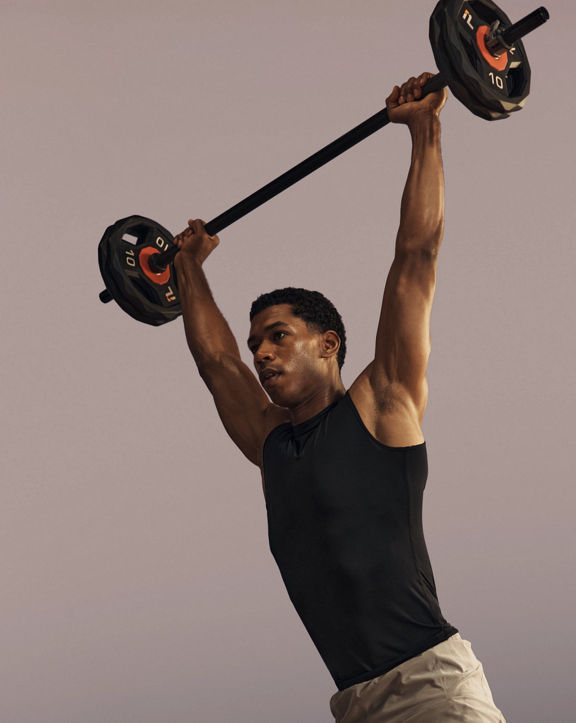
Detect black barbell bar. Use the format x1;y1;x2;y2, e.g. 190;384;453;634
99;5;549;294
486;6;549;55
146;73;448;275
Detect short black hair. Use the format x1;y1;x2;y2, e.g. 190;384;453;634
249;287;347;371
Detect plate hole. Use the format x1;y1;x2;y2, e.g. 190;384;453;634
122;232;139;245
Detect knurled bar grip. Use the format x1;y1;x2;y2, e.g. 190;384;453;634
147;73;449;274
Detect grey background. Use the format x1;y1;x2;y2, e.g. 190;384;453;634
2;0;574;721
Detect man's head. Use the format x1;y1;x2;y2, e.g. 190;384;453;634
248;288;347;405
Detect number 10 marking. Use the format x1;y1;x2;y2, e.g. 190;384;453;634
489;72;504;90
125;248;136;267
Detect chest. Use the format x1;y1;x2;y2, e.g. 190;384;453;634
262;423;412;529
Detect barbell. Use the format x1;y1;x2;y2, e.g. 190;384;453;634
98;0;549;326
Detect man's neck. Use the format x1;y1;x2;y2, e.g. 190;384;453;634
288;382;347;427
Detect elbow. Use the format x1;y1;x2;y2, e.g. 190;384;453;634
196;352;241;382
396;215;444;254
396;226;443;255
396;238;441;258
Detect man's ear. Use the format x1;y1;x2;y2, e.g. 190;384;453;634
321;330;341;360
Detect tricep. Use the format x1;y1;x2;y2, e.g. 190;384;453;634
372;247;438;411
199;354;271;466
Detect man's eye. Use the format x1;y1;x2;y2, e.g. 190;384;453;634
273;331;286;341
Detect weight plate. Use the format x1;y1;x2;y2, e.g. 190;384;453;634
431;5;508;120
430;0;531;120
98;215;182;326
98;223;148;322
430;6;505;120
447;0;531;112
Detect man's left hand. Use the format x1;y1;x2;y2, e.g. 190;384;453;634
386;72;447;125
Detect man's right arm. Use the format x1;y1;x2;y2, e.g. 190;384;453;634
174;220;271;466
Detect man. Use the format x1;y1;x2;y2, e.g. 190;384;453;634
173;73;506;722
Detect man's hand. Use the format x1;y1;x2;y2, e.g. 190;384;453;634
386;72;447;126
174;219;220;268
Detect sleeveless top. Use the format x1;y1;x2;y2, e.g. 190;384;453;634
262;391;458;691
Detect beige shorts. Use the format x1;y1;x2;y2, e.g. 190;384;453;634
329;633;506;722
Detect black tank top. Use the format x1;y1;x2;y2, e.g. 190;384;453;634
262;391;458;691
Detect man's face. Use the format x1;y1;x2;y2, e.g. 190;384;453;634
247;304;327;406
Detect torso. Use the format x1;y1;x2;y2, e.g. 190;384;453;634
257;362;424;489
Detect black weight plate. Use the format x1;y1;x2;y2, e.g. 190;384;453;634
98;215;182;326
107;216;181;325
444;18;511;118
446;0;530;112
99;217;165;324
98;222;148;322
431;0;509;119
449;0;529;114
430;0;531;120
430;5;507;120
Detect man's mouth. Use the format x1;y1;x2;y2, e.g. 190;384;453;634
261;370;281;386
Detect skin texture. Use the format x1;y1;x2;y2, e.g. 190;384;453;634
173;71;448;470
246;304;346;426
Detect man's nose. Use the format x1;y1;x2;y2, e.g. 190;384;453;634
255;345;275;362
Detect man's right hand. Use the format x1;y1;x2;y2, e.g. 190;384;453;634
174;219;220;267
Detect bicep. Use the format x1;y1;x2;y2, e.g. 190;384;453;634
371;248;438;413
200;354;271;466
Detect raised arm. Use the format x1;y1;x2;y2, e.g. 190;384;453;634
370;73;448;420
174;221;271;465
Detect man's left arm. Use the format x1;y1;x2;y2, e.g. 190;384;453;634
371;73;447;420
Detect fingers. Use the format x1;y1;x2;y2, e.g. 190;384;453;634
183;218;219;244
175;228;189;248
188;218;216;237
401;76;418;103
174;218;220;258
391;72;436;105
175;219;201;247
386;85;400;106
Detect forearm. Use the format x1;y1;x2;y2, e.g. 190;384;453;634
175;255;241;371
395;113;444;253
